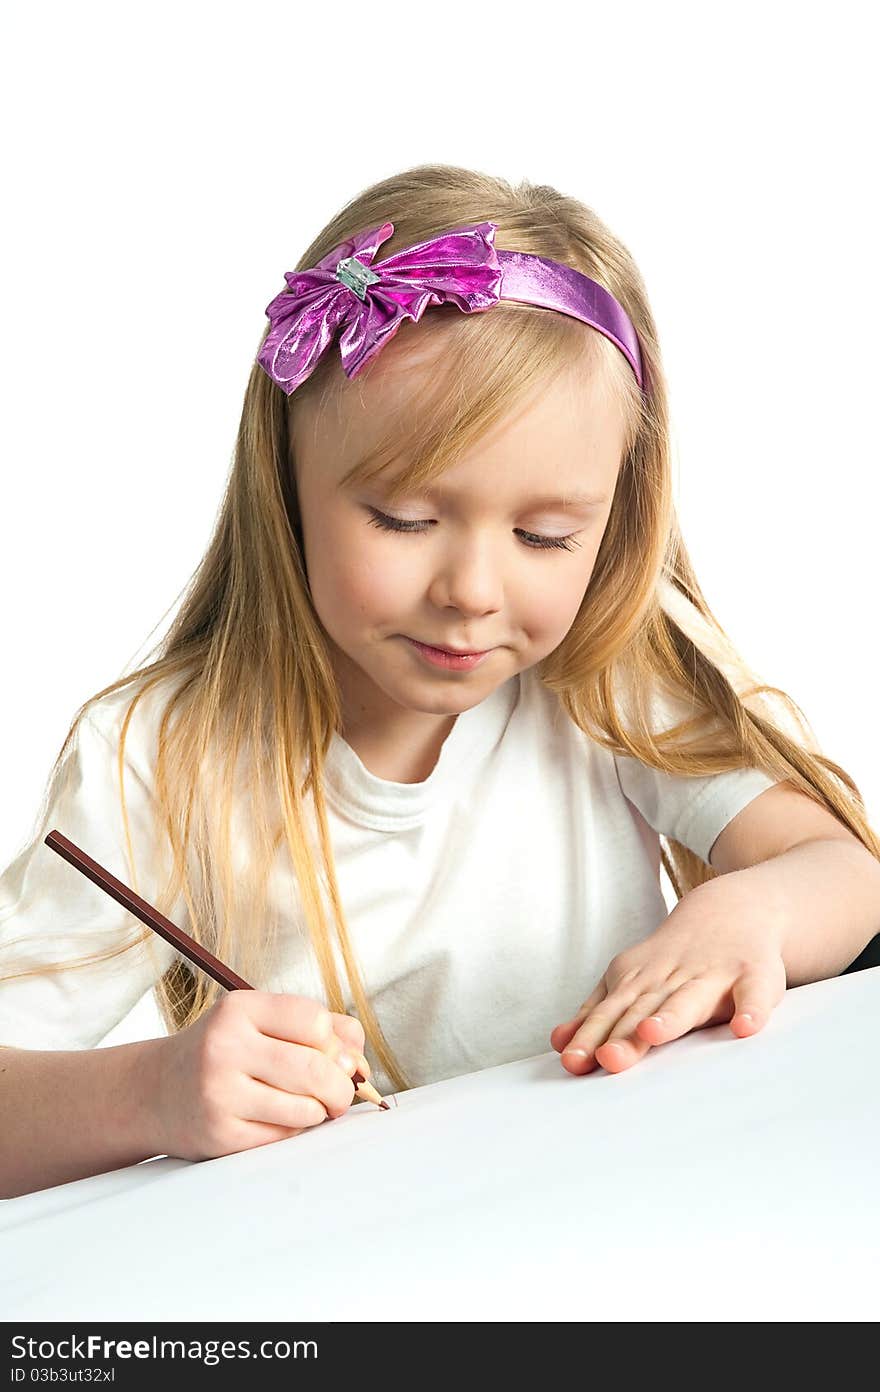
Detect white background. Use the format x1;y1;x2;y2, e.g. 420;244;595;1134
2;2;877;1048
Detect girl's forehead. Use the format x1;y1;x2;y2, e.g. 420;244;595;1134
291;326;629;500
294;392;625;518
309;346;611;438
292;346;448;462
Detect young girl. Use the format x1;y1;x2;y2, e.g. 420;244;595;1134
2;163;879;1199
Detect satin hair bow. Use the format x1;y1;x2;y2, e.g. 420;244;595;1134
257;220;506;397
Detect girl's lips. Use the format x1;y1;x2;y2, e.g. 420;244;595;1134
404;637;493;670
414;641;487;656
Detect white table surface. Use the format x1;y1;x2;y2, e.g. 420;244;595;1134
2;967;878;1322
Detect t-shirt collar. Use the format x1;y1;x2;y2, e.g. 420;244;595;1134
322;671;522;830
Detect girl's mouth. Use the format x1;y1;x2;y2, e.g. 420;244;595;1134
403;638;493;671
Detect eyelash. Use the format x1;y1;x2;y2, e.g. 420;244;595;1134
365;507;582;552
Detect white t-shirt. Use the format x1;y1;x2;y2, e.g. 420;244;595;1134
0;667;779;1098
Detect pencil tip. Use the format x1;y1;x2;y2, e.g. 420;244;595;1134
379;1099;391;1110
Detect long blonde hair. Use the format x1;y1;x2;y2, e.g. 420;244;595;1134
4;164;877;1092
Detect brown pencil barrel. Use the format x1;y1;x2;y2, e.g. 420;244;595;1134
44;830;251;990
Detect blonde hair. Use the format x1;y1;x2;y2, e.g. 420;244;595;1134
4;163;878;1092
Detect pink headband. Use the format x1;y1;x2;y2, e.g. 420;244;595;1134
256;220;645;397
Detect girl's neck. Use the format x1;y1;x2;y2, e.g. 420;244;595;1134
342;713;459;784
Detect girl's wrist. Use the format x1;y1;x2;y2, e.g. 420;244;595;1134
111;1034;174;1162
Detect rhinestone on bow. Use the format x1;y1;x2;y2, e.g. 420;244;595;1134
335;255;382;301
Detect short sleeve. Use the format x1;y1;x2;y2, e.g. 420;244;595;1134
0;708;185;1050
609;664;785;865
614;753;780;865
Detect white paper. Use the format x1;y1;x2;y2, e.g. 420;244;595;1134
2;967;878;1321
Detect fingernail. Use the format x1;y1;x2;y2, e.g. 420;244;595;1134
562;1048;589;1059
337;1052;357;1073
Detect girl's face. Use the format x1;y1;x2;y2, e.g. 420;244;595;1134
290;350;627;750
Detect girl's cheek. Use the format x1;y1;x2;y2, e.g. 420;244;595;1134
338;560;406;618
524;574;585;629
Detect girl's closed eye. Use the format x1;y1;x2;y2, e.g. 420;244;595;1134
364;506;582;553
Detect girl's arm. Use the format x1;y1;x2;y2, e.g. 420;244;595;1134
0;1036;167;1199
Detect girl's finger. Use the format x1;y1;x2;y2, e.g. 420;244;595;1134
728;966;783;1037
602;986;682;1046
329;1011;366;1053
549;984;609;1052
328;1013;370;1076
564;985;671;1073
634;975;740;1044
592;1033;653;1072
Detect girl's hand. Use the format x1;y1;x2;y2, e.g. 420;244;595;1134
149;992;372;1162
550;877;788;1075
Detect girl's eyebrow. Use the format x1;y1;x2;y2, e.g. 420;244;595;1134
379;484;609;512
